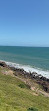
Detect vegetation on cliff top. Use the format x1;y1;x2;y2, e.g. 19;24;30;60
0;67;49;111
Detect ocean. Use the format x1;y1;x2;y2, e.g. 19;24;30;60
0;46;49;78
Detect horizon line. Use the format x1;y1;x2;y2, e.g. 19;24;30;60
0;45;49;47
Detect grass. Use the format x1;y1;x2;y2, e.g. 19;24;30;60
0;67;49;111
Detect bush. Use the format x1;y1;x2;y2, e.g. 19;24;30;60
18;83;30;89
27;107;38;111
18;84;26;88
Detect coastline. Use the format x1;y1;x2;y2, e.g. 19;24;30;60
0;60;49;79
0;60;49;93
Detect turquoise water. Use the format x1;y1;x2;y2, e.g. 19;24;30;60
0;46;49;78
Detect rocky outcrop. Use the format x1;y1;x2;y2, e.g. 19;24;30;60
37;80;49;92
0;61;7;67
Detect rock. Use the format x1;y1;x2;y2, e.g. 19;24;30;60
47;79;49;82
37;80;49;93
0;62;7;67
32;72;37;75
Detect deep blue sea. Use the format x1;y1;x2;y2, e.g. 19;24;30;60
0;46;49;78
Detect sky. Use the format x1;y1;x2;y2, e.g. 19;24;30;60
0;0;49;46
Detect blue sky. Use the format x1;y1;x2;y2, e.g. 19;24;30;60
0;0;49;46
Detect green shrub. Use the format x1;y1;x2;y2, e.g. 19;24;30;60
18;83;30;89
18;83;26;88
27;107;38;111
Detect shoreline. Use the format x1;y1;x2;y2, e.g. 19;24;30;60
0;60;49;79
0;61;49;93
